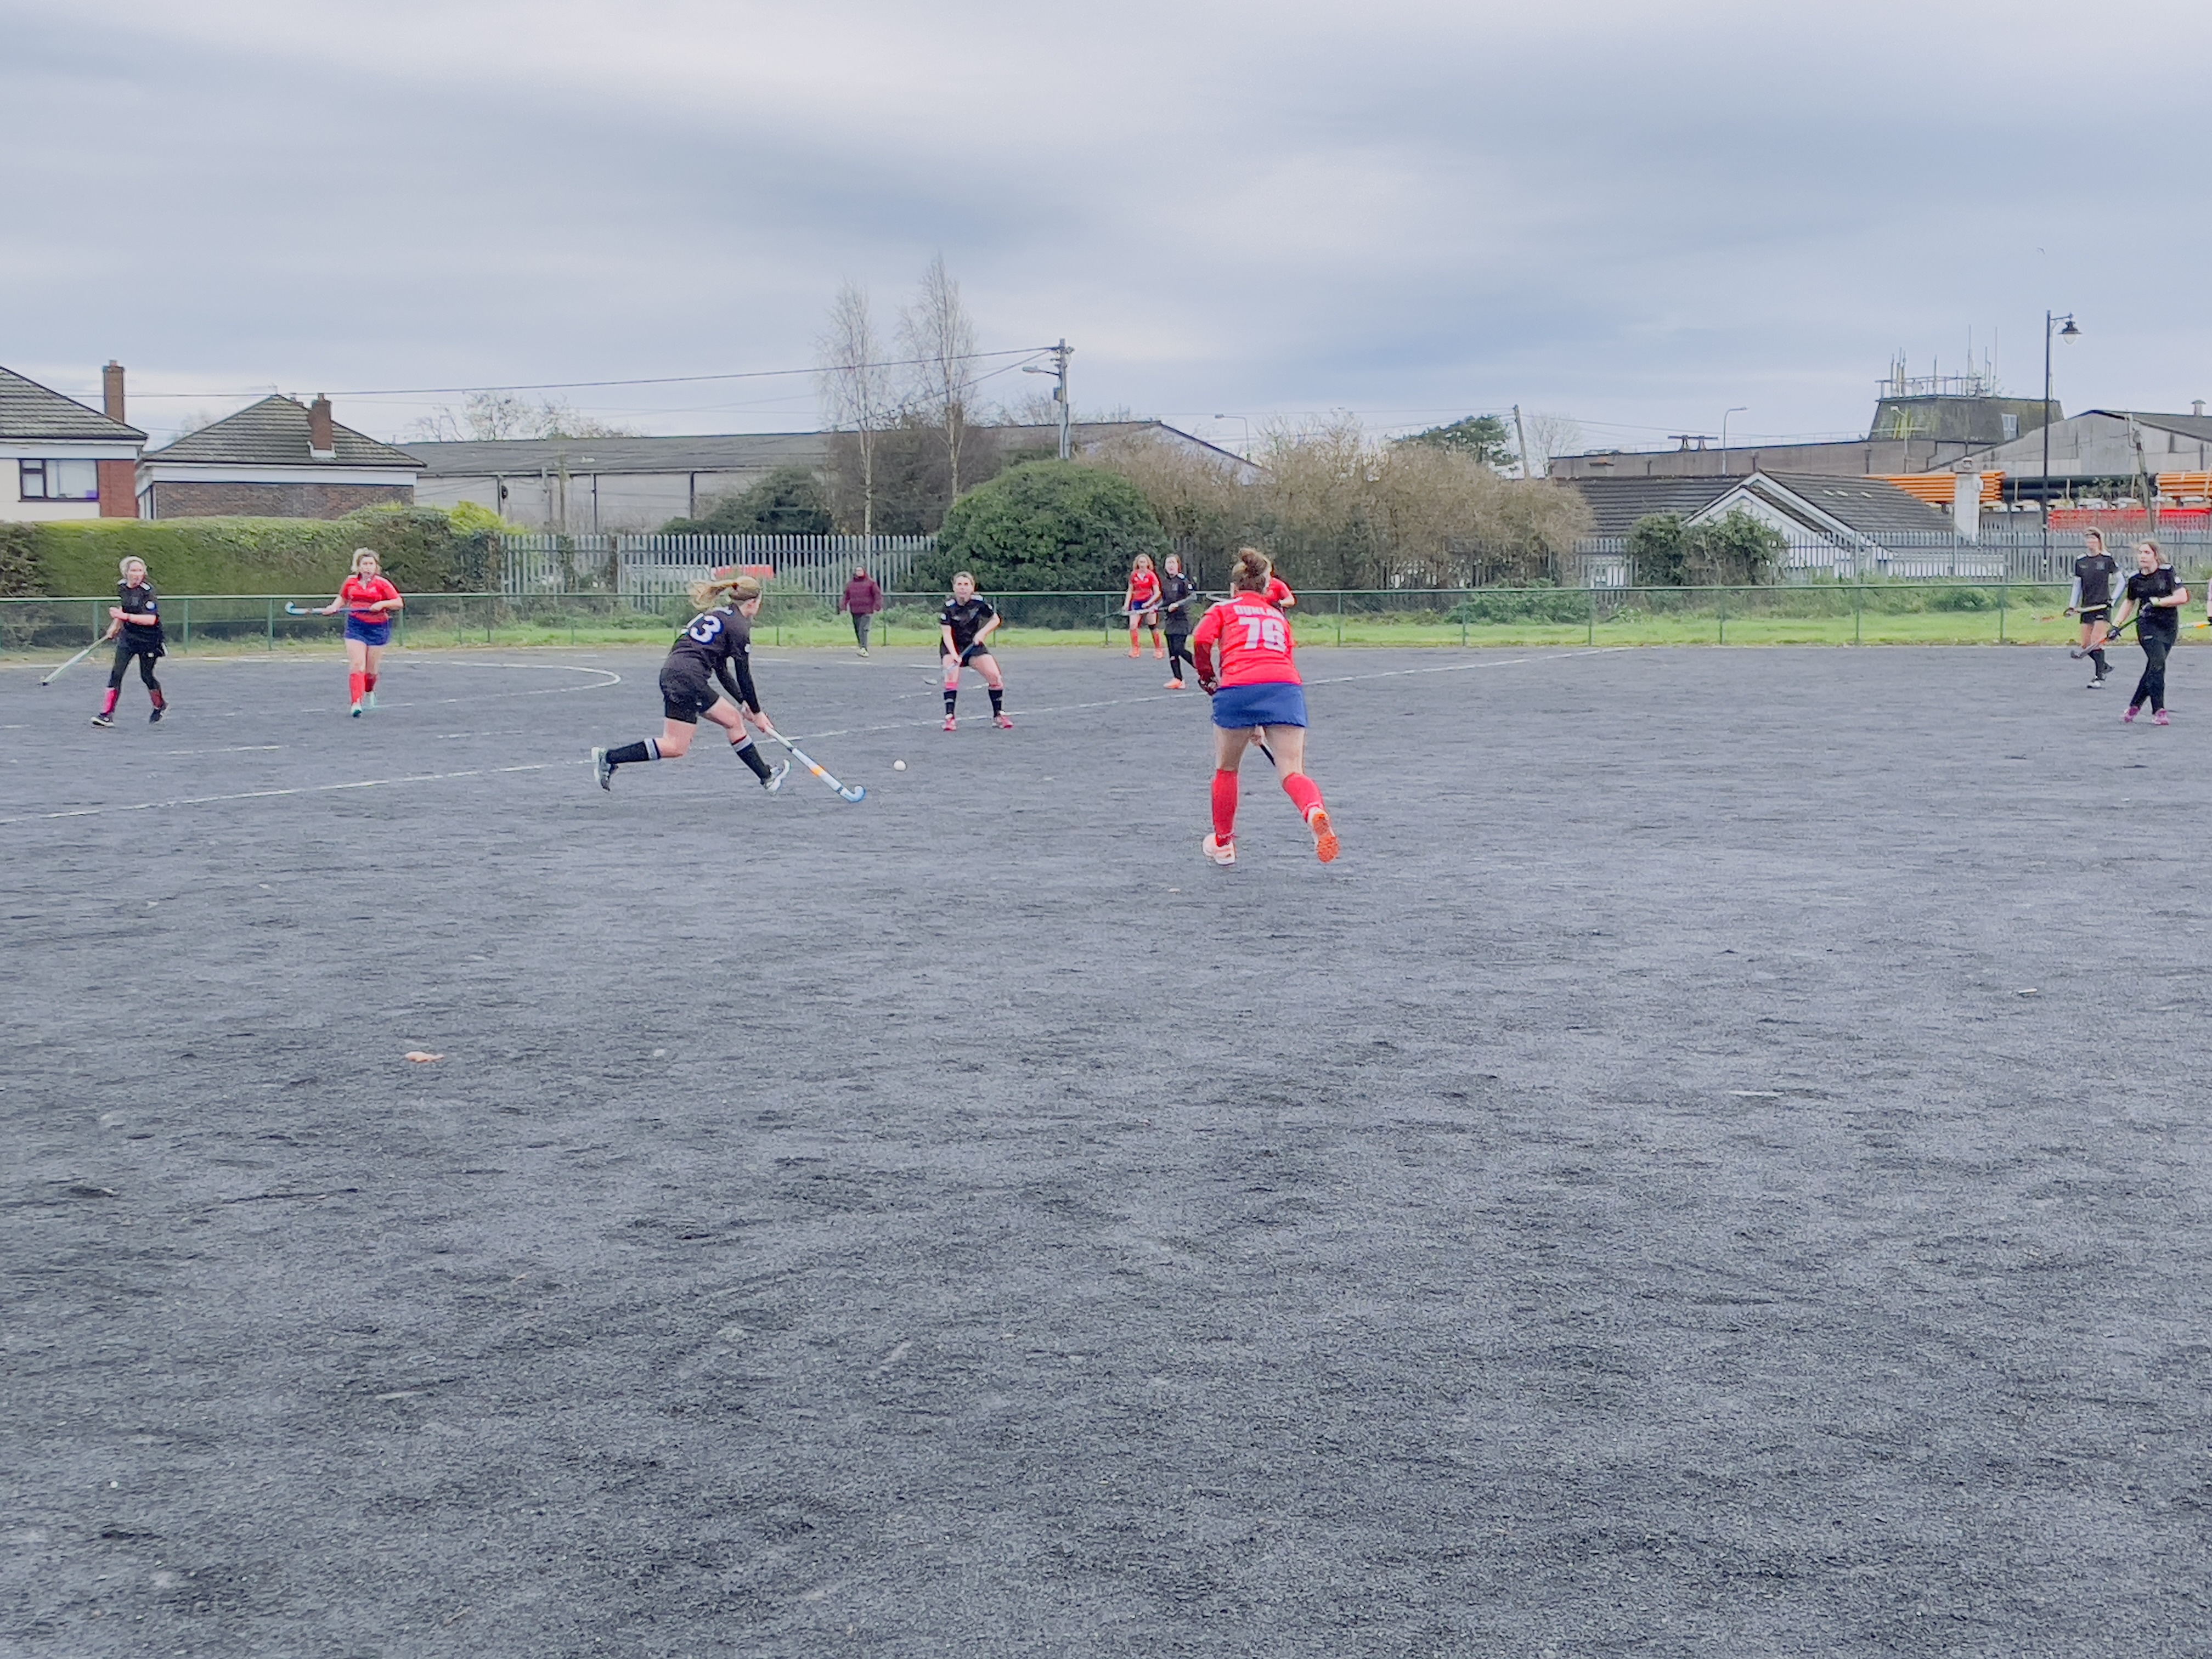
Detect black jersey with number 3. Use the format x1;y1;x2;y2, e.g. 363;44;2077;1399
941;596;997;655
667;606;758;706
2075;552;2119;610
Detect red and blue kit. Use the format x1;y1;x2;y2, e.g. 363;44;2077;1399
1128;567;1161;608
341;574;401;646
1192;591;1305;728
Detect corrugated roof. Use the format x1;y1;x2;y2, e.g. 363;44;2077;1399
2109;409;2212;443
1558;476;1737;535
1754;472;1956;536
147;396;419;469
0;365;145;442
405;420;1224;477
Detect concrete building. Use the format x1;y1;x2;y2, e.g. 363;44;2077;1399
137;396;420;519
1939;409;2212;505
0;362;145;522
1565;471;1959;567
410;421;1253;533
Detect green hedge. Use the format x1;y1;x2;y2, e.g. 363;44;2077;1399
5;505;498;598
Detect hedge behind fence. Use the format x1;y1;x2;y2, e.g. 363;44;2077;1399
0;506;500;599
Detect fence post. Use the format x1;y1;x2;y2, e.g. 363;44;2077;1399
1854;582;1863;645
1997;577;2007;644
181;596;191;652
1587;587;1595;645
267;598;274;650
1717;588;1726;645
1336;590;1344;646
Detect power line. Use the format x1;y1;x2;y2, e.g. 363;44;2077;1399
112;346;1058;401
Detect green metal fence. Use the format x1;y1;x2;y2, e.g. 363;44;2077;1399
0;582;2162;655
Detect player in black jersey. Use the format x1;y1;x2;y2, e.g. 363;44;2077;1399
1159;553;1199;689
2111;539;2188;725
591;573;791;791
939;572;1012;730
2067;529;2120;687
91;557;167;727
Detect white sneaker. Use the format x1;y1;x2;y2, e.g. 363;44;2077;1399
1203;833;1236;866
764;759;790;793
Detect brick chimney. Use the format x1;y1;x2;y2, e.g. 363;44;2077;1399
308;394;336;459
103;361;127;424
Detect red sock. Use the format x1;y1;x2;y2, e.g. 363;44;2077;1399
364;672;377;693
1211;769;1239;840
349;672;366;704
100;687;119;715
1282;771;1324;821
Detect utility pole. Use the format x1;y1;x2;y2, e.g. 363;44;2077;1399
1023;339;1075;460
1513;404;1532;479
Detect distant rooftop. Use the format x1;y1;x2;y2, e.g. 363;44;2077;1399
0;365;145;442
148;396;420;469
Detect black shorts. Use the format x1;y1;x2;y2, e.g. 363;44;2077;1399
940;640;993;664
2079;606;2110;625
658;661;721;724
115;630;165;662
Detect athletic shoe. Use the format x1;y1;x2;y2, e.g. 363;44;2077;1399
994;712;1014;729
1203;833;1236;866
2123;705;2138;723
364;691;377;710
943;715;957;731
858;648;869;658
2155;709;2171;725
1165;678;1184;689
89;712;114;729
2086;676;2104;689
1154;646;1166;659
1306;806;1340;864
1127;646;1141;658
350;701;363;719
148;706;163;724
764;759;791;792
593;747;614;790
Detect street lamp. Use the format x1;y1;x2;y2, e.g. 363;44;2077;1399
1212;413;1251;460
2041;312;2080;567
1720;407;1747;475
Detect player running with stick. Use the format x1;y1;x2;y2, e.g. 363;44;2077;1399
1160;552;1198;689
91;557;167;727
2111;539;2188;725
2067;529;2119;688
1124;553;1165;659
941;572;1012;731
1190;549;1338;866
592;572;791;792
309;549;403;716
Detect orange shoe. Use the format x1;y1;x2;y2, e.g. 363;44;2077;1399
1164;678;1184;689
1154;645;1166;659
1127;646;1141;658
1306;806;1339;864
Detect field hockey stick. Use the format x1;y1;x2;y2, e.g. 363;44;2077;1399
38;635;111;686
761;727;865;803
282;602;326;617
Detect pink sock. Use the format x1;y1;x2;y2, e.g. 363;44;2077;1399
1211;769;1239;840
100;687;119;715
1282;771;1323;820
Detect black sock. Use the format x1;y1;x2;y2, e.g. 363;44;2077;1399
605;739;656;766
988;686;1003;714
2091;649;2108;674
944;688;957;716
732;738;771;780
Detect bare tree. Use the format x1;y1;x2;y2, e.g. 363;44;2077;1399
816;281;889;536
1519;411;1584;479
899;254;979;499
408;391;636;443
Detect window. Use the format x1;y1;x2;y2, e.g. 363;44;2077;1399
2001;414;2019;441
19;458;99;501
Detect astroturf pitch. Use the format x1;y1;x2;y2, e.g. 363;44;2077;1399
4;643;2209;1657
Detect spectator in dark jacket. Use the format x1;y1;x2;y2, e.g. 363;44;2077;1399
838;567;884;656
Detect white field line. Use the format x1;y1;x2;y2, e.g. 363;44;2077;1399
0;761;586;825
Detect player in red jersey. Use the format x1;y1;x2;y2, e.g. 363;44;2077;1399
312;549;404;716
1124;552;1165;658
1189;548;1338;866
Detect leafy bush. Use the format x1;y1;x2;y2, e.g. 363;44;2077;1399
0;523;40;596
1928;585;1994;611
923;460;1169;591
1447;583;1589;624
1627;514;1691;585
20;504;499;596
1627;509;1786;585
663;465;832;535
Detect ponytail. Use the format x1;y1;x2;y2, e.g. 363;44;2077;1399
1229;547;1273;594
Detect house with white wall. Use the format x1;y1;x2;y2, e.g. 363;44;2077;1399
1;362;146;521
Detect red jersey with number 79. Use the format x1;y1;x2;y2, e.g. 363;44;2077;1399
1190;592;1301;687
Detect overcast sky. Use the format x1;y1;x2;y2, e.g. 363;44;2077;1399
5;0;2209;455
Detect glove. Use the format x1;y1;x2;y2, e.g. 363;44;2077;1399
1199;679;1219;695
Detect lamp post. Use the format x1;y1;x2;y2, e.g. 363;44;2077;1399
1212;413;1251;460
2041;311;2079;567
1721;407;1747;475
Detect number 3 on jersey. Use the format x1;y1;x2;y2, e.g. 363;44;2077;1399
1241;614;1288;653
687;613;725;645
